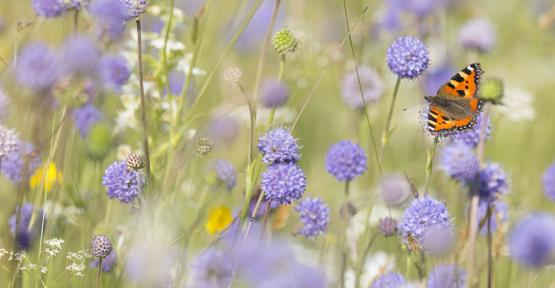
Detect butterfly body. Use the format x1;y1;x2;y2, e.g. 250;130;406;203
426;63;483;134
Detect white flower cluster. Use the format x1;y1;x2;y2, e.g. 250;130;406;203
44;238;65;257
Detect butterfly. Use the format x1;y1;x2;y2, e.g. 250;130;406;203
425;63;483;134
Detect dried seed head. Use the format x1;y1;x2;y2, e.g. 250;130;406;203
222;67;242;87
91;235;112;258
378;217;398;237
196;137;214;156
272;28;298;55
126;153;145;170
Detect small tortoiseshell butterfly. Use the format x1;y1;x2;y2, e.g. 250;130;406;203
425;63;483;134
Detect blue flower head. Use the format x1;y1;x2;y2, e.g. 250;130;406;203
99;55;131;92
89;0;127;39
543;162;555;202
61;35;101;76
90;249;117;272
32;0;67;18
399;195;452;249
458;18;496;53
1;142;41;183
371;271;405;288
257;128;300;165
73;104;103;137
438;142;480;182
477;200;508;235
191;248;232;288
214;159;236;191
386;36;429;79
427;264;466;288
102;160;145;203
261;162;306;205
260;78;289;108
121;0;149;21
478;163;510;202
16;42;61;90
448;113;491;148
325;140;367;182
509;213;555;268
8;203;46;250
295;197;330;238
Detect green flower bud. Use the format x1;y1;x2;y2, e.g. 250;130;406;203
272;29;298;55
87;123;113;159
479;78;503;104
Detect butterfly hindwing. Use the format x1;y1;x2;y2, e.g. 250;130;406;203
427;63;483;133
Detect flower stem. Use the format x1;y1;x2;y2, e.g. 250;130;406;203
354;233;378;288
97;258;103;288
136;19;151;180
73;10;79;34
487;204;494;288
381;76;401;158
424;138;439;194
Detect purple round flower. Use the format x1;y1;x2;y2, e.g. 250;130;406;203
399;196;452;248
102;160;145;203
32;0;67;18
73;103;103;137
61;35;101;76
371;271;405;288
8;203;46;250
378;217;398;237
214;159;236;191
458;18;496;53
543;162;555;202
90;249;117;272
341;66;384;109
257;128;300;165
259;79;289;108
386;36;429;79
16;42;61;90
438;142;480;182
401;0;448;18
478;163;510;202
191;248;232;288
423;65;454;96
121;0;149;21
509;213;555;268
325;140;367;182
422;225;455;256
477;200;508;235
208;116;239;146
261;162;306;205
379;173;411;207
427;264;466;288
99;55;131;92
295;197;330;237
89;0;127;39
66;0;90;10
448;113;490;148
1;142;41;183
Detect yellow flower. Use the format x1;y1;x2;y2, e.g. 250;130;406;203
30;163;62;191
205;206;233;235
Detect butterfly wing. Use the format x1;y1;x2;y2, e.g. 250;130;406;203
427;63;483;133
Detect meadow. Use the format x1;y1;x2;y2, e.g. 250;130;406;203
1;0;555;287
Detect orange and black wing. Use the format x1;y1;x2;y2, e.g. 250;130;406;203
427;63;483;133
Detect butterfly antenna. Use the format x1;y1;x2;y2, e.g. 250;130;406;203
402;100;426;111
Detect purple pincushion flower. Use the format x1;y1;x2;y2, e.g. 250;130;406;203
543;162;555;202
61;35;101;76
8;203;46;250
32;0;67;18
422;225;455;256
386;36;429;79
449;113;490;148
214;159;236;191
121;0;149;21
509;213;555;268
478;163;510;202
379;173;411;207
99;55;131;92
371;271;405;288
257;128;300;165
66;0;91;10
102;160;145;203
401;0;448;18
427;264;466;288
90;249;117;272
477;200;508;235
295;197;330;237
325;140;367;182
259;79;289;108
73;104;103;137
438;142;480;182
208;116;240;146
458;18;496;53
191;248;232;288
15;42;61;90
89;0;127;39
1;142;41;183
341;66;384;109
261;162;306;205
399;196;452;248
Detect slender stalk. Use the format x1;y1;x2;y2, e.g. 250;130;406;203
487;205;493;288
97;258;103;288
354;233;378;288
73;10;79;33
136;19;151;180
341;0;382;178
380;76;401;158
162;0;176;116
238;84;256;166
424;138;439;194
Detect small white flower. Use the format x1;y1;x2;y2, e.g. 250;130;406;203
0;248;10;259
66;263;86;277
40;266;48;274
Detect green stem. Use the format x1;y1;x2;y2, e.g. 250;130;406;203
424;138;439;194
136;19;151;180
487;204;493;288
354;234;378;288
381;76;401;158
97;258;103;288
162;0;176;117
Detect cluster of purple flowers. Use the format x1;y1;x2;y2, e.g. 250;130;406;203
102;160;145;203
325;140;367;182
214;159;237;191
8;203;46;250
295;197;330;237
